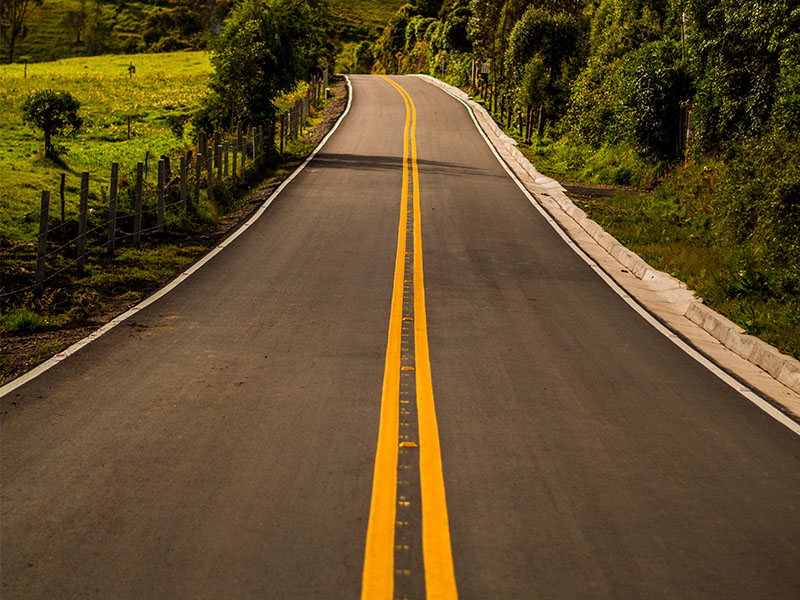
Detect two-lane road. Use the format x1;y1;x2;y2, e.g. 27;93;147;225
2;75;799;599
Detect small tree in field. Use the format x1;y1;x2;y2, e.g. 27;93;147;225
22;90;83;159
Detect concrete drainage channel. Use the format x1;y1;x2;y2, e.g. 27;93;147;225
416;74;800;425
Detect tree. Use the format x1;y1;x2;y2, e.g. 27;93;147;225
21;90;83;158
375;3;421;72
441;0;472;53
0;0;43;63
506;6;582;135
684;0;796;150
353;41;375;73
621;40;690;159
197;0;329;131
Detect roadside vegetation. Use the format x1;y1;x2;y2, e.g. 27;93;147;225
358;0;800;360
1;0;341;382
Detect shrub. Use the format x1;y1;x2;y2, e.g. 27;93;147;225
21;89;83;159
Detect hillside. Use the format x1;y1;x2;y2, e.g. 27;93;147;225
4;0;220;64
5;0;403;65
329;0;405;32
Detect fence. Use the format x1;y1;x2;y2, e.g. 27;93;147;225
1;69;330;301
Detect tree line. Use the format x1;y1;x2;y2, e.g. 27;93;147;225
368;0;798;158
362;0;799;287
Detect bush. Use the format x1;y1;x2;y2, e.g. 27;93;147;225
715;133;800;278
21;89;83;159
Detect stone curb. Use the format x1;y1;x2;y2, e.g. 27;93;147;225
415;74;800;395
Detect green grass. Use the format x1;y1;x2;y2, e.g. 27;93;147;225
0;51;211;243
0;306;60;333
576;173;800;361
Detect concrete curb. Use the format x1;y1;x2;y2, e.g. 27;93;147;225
415;74;800;396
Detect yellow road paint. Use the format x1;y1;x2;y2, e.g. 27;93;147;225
362;75;458;600
361;76;412;600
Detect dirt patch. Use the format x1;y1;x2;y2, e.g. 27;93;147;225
562;183;645;199
1;77;349;386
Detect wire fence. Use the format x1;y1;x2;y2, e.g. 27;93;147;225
1;70;330;302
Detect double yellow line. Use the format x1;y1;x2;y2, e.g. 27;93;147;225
361;76;458;599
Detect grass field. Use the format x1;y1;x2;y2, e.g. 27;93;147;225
0;51;211;242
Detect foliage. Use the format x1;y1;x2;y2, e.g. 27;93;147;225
21;88;83;158
142;7;204;51
620;40;690;159
440;0;472;53
352;40;375;73
564;57;625;146
588;0;669;61
198;0;329;131
685;0;797;150
374;3;421;71
0;306;55;333
715;132;800;279
506;6;582;115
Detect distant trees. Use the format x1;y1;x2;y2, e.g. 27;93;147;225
21;90;83;159
0;0;43;62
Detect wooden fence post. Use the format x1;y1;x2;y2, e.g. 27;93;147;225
35;190;50;293
206;145;214;202
240;131;246;178
194;152;202;204
216;144;223;180
280;112;285;154
107;162;118;255
223;141;229;178
157;159;165;232
252;128;256;162
59;173;66;243
76;171;89;274
134;162;143;247
232;139;238;182
180;155;187;210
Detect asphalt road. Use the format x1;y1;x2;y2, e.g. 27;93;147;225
2;75;799;599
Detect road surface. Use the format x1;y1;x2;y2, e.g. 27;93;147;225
2;75;800;599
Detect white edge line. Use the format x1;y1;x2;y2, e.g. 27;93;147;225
417;76;800;437
0;76;355;399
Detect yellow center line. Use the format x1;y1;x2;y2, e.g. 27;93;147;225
361;77;410;599
362;75;458;600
